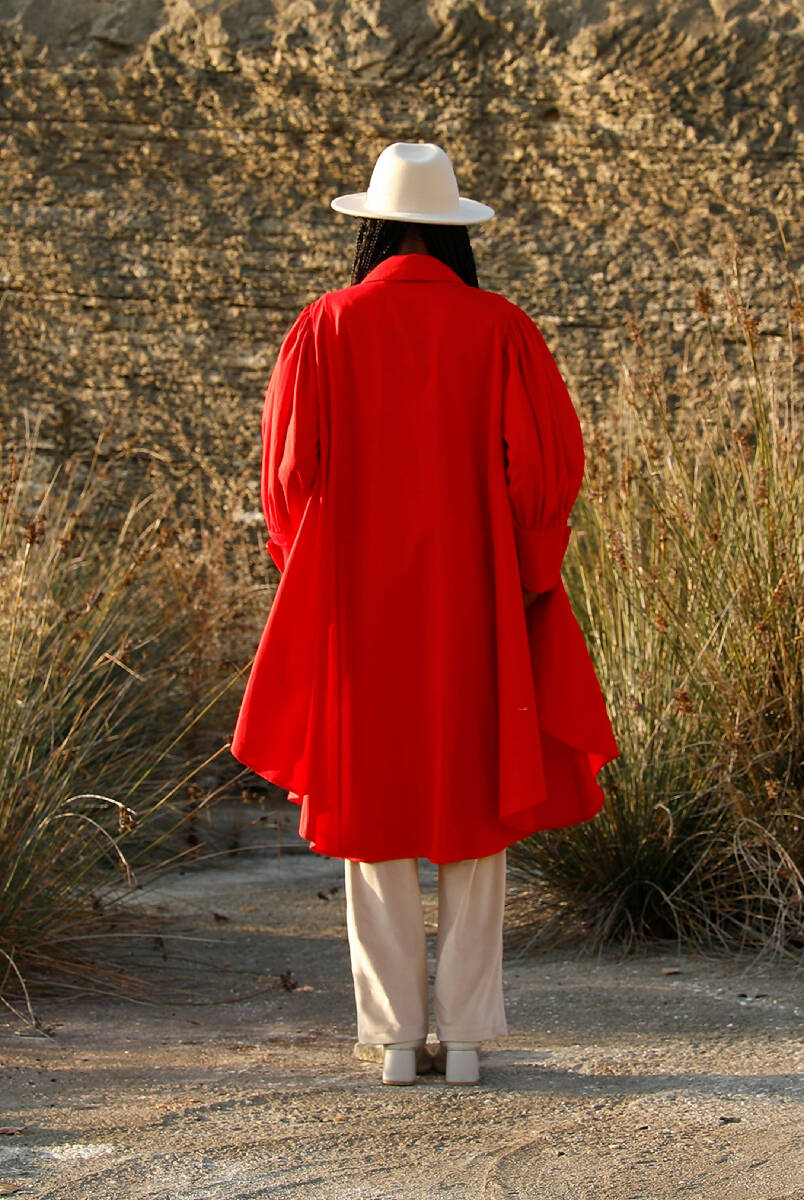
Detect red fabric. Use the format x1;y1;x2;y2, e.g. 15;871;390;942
230;252;620;863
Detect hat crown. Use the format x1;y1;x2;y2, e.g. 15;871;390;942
366;142;459;218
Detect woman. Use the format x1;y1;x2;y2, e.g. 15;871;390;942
231;142;620;1087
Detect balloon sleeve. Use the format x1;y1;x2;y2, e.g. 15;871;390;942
260;305;321;573
501;304;585;594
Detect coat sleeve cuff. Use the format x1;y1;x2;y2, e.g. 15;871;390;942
266;534;289;573
515;523;572;593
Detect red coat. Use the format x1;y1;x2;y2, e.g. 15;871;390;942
231;252;620;863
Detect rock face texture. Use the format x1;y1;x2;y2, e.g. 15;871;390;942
0;1;801;503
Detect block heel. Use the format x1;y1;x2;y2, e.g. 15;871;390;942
382;1040;421;1085
444;1041;480;1085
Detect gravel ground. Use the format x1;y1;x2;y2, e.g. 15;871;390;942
1;815;802;1200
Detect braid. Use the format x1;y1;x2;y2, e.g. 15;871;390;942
350;218;479;288
420;223;479;288
350;219;407;285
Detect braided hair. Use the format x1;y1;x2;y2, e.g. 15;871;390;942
350;218;479;288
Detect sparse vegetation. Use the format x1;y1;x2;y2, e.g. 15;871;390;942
0;421;260;1011
508;238;804;960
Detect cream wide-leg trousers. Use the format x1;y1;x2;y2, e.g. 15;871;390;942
343;849;508;1046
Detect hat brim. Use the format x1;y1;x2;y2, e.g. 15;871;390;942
330;193;495;224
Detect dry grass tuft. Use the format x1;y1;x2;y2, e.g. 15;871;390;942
0;419;267;1015
509;235;804;962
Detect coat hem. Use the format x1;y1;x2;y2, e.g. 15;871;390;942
228;743;306;801
230;735;618;864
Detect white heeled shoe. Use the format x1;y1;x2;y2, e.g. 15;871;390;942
444;1041;480;1085
382;1039;424;1085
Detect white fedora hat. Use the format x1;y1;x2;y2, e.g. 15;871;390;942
331;141;495;225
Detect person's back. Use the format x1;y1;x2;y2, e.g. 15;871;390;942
315;251;513;623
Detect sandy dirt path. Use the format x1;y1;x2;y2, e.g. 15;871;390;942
1;820;802;1200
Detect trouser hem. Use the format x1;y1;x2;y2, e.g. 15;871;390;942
435;1026;509;1042
357;1026;429;1045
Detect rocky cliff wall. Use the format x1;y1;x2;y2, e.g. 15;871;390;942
1;0;801;509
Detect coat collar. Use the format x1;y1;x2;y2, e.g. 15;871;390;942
359;253;467;286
